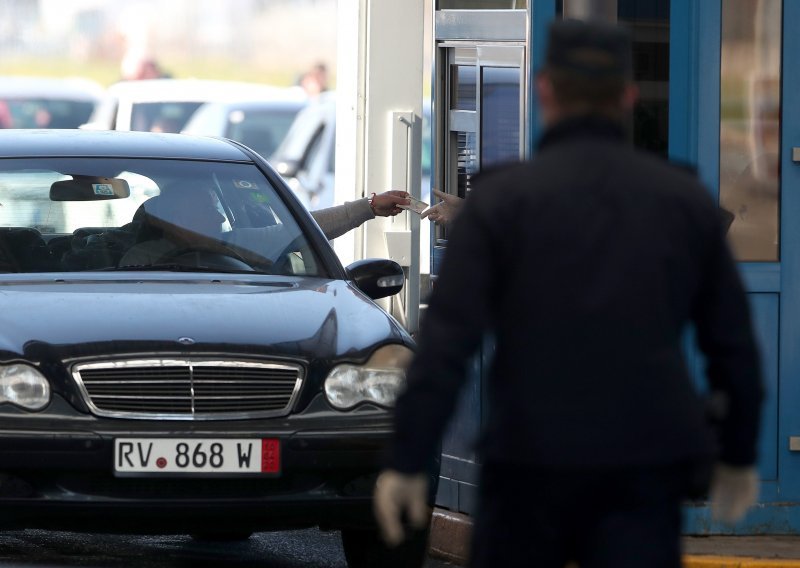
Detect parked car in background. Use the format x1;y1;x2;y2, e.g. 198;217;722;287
0;128;433;568
181;96;307;161
270;91;336;210
0;76;103;129
272;93;433;274
81;79;302;134
271;93;431;210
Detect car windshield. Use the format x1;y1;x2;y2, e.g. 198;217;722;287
271;100;332;164
0;99;96;129
130;102;204;132
0;157;325;277
225;109;301;158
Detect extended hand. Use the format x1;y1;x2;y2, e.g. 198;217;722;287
373;469;430;546
371;190;410;217
710;463;759;524
421;189;463;226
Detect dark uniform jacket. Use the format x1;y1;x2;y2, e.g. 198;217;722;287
390;115;763;474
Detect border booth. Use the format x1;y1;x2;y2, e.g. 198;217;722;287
429;0;799;534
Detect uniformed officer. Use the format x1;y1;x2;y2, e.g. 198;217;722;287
374;19;763;568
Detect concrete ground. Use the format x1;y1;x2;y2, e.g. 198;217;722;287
429;509;800;567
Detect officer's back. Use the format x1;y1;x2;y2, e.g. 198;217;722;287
376;19;763;568
415;19;760;474
465;116;755;469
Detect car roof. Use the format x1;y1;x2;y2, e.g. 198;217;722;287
0;129;252;161
0;76;104;101
104;79;307;104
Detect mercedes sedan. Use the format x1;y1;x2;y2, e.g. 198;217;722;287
0;129;430;567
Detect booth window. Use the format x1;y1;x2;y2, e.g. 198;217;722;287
452;66;477;111
557;0;670;156
619;0;670;156
481;67;521;168
719;0;781;262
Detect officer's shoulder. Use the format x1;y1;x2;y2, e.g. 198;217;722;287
634;152;720;216
624;150;710;195
658;157;705;185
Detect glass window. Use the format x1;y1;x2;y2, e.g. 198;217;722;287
620;1;670;155
719;0;781;262
438;0;526;8
0;157;324;276
481;67;521;168
452;65;477;111
1;99;95;129
225;109;301;158
556;1;671;156
130;102;204;133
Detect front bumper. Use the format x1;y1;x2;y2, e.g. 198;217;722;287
0;395;394;533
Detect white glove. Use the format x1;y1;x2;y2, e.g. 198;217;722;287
421;189;464;226
373;469;430;547
710;463;759;524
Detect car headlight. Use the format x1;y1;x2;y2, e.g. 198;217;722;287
324;344;413;410
0;364;51;411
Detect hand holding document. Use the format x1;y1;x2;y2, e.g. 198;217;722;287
398;196;429;215
420;189;464;226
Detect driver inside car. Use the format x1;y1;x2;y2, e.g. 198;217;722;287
119;187;238;268
118;186;410;269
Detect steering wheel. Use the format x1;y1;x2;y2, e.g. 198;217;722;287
155;244;259;271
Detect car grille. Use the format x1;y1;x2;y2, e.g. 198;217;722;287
72;359;303;420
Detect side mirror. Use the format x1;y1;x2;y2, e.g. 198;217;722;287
274;159;300;178
346;258;404;300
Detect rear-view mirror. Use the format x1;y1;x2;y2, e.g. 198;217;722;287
50;176;130;201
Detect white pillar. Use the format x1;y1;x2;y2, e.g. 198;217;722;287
335;0;425;333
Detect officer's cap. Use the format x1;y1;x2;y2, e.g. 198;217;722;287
544;19;633;79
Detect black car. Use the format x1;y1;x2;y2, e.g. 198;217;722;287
0;129;431;567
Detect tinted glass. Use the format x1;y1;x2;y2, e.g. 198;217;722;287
452;65;477;111
0;99;95;129
130;102;204;133
226;109;302;158
481;66;521;168
0;158;324;276
556;1;671;156
719;0;781;261
620;1;670;155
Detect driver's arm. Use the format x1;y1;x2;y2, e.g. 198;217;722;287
311;199;374;240
311;191;410;240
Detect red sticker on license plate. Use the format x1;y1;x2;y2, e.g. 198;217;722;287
262;439;280;473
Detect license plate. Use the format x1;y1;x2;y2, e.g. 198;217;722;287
114;438;280;475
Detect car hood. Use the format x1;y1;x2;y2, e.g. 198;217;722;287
0;276;407;362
